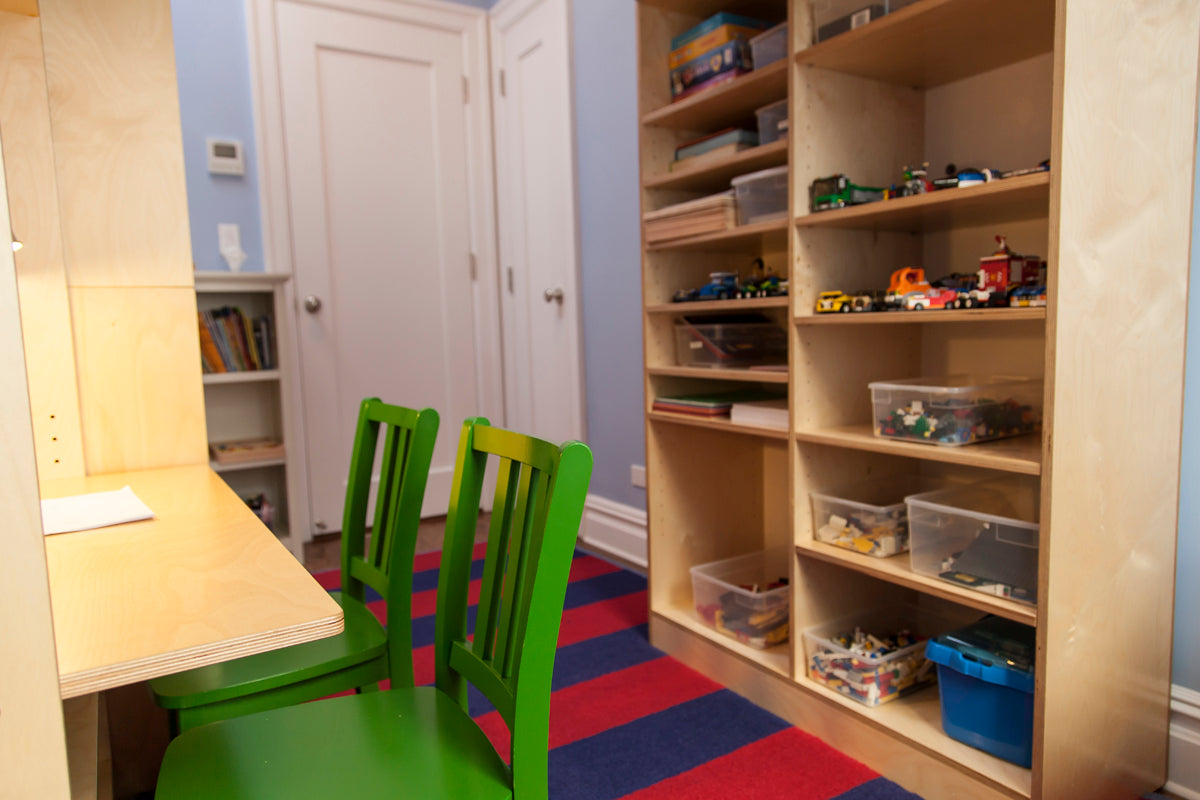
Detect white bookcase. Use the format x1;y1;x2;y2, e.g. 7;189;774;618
194;271;308;559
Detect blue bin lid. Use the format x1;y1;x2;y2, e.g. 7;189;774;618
925;616;1035;694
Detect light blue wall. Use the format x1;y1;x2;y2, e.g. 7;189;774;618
1174;129;1200;692
171;0;265;273
572;0;646;509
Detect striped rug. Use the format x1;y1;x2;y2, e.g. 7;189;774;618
314;545;923;800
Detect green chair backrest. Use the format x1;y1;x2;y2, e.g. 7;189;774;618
341;398;439;686
428;417;591;800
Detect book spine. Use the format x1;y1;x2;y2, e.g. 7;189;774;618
203;310;234;371
240;311;262;370
217;309;247;371
197;311;226;373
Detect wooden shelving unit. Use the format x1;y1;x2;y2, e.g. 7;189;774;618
638;1;1197;798
195;272;305;557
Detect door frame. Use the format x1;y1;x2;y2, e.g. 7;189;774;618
244;0;505;544
489;0;588;444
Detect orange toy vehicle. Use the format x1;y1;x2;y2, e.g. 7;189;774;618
885;267;932;308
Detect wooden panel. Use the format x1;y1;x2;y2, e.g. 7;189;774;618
0;150;72;799
64;695;99;800
645;217;789;252
0;0;38;13
0;11;86;480
42;465;344;698
38;0;192;288
796;425;1042;475
1035;0;1200;796
649;410;789;439
70;287;207;473
794;0;1054;89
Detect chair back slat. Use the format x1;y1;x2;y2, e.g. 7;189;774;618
337;399;438;689
431;418;592;798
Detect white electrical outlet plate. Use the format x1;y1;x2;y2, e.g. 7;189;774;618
631;465;646;488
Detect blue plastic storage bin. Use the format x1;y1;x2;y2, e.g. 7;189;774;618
925;616;1036;767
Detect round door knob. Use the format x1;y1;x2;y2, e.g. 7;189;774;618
543;287;564;303
303;295;322;313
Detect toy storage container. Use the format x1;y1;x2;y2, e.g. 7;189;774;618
925;616;1036;767
812;0;885;42
690;549;789;650
755;99;789;146
906;477;1040;604
731;165;789;225
750;22;788;69
869;375;1042;446
674;316;787;368
809;474;941;558
803;602;976;706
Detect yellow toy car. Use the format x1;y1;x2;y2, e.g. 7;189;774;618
815;290;853;313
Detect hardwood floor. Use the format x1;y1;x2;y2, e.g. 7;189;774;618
302;514;490;573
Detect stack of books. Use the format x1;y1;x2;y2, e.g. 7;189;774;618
652;390;784;419
671;128;758;172
644;191;736;243
198;307;275;373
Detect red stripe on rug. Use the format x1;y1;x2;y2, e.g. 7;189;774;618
619;727;880;800
474;655;720;760
557;590;648;647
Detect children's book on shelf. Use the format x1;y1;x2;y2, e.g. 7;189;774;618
643;190;736;243
653;389;783;418
729;398;789;429
198;307;276;373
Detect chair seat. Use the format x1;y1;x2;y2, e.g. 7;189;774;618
155;688;513;800
151;592;386;708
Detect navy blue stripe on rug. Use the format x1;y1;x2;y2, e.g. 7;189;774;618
550;624;659;691
832;777;927;799
547;689;792;800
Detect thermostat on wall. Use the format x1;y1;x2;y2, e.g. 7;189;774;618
206;138;245;176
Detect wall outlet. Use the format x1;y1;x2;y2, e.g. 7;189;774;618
630;464;646;488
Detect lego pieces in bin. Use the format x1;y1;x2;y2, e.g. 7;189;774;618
698;578;789;649
816;510;907;557
876;396;1038;445
808;626;935;706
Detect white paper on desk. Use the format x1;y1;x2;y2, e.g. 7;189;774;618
40;486;155;535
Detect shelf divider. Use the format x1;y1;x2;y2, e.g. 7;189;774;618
795;424;1042;475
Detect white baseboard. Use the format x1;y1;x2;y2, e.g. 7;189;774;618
579;494;647;570
1168;684;1200;799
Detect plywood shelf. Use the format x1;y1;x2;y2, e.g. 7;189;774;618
202;369;281;385
648;365;789;384
648;296;788;314
653;605;791;678
647;217;789;252
797;677;1033;797
794;425;1042;475
795;308;1044;325
644;140;788;194
642;60;788;132
793;172;1050;233
210;457;286;473
649;410;789;440
796;542;1037;625
794;0;1054;89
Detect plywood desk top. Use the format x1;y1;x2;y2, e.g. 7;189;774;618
41;464;343;699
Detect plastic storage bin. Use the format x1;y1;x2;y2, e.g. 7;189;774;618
812;0;885;41
803;602;974;706
907;477;1040;604
690;549;789;649
674;315;786;368
809;474;941;558
870;375;1042;446
925;616;1036;767
731;165;788;225
755;99;788;146
750;22;788;69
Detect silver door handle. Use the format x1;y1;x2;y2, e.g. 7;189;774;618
303;295;322;313
543;287;564;304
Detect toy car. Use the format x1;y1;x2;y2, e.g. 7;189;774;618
887;162;932;198
815;290;854;313
1009;285;1047;307
673;271;740;302
904;288;958;310
809;174;885;212
884;267;932;309
739;259;787;298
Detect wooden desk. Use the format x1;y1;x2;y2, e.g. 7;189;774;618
41;464;343;699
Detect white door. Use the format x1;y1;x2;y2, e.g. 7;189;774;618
269;0;502;533
490;0;587;446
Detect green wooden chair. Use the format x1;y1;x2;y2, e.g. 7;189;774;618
149;398;439;735
155;417;592;800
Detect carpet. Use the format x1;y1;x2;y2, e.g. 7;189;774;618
314;545;924;800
